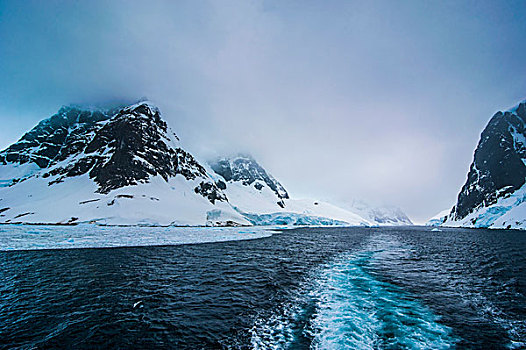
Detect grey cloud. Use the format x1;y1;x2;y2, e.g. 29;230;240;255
1;0;525;222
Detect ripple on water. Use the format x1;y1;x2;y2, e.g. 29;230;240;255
0;226;524;349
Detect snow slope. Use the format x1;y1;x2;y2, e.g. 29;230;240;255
0;172;248;226
443;184;526;229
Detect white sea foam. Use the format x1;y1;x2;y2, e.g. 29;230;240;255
306;252;456;349
251;234;458;349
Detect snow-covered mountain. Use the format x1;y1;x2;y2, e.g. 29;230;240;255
0;101;248;226
440;99;526;229
207;155;413;226
208;154;369;226
0;101;413;227
209;154;289;211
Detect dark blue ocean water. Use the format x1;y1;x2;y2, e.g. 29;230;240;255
0;226;525;349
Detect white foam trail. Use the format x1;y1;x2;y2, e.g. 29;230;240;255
307;251;456;349
251;234;458;349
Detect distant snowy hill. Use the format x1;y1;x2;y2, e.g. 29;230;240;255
439;99;526;229
342;200;413;226
0;102;248;226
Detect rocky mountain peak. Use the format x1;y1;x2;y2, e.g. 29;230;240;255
451;100;526;221
0;106;114;168
0;101;226;202
209;154;289;204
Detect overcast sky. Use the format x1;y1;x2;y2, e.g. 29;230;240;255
1;0;525;223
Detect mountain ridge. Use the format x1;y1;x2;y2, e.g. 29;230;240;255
0;101;413;227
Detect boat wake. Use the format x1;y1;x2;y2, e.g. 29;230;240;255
251;235;457;349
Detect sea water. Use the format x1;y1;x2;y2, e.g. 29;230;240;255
0;226;524;349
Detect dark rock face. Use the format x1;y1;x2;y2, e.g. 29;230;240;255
71;103;194;193
0;102;227;203
210;155;289;203
0;107;113;167
452;102;526;220
194;181;227;204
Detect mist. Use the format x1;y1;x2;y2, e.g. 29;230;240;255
1;0;526;223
